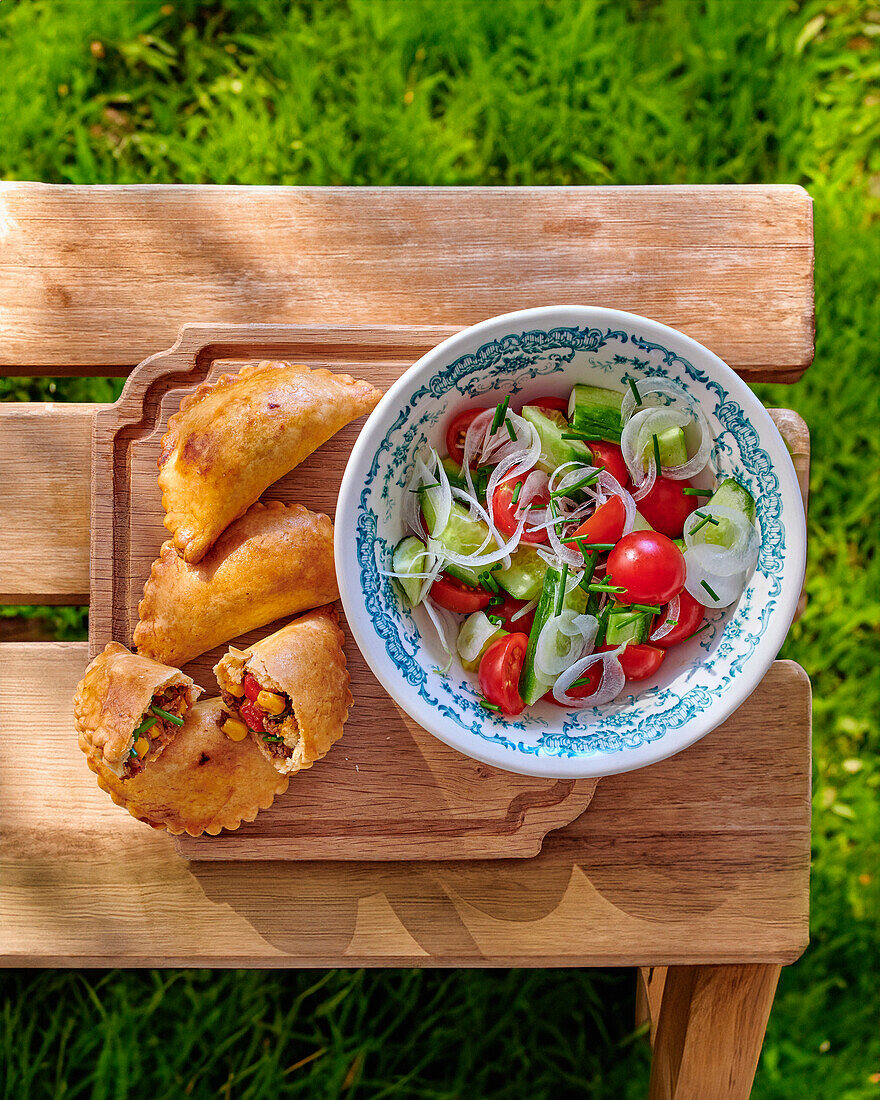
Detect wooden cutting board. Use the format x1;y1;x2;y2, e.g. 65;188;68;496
90;323;600;860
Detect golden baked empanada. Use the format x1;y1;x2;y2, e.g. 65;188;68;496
74;642;201;780
158;361;382;563
214;606;351;776
87;698;289;835
133;501;338;667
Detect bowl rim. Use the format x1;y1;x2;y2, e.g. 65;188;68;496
335;305;806;778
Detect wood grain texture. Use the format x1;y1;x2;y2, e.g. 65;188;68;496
637;967;669;1045
648;964;781;1100
0;184;814;378
1;644;810;966
0;403;96;603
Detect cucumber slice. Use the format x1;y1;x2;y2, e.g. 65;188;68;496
420;493;487;587
495;544;548;600
519;565;590;705
568;384;623;443
631;509;654;532
643;425;688;469
520;405;591;474
706;477;756;523
392;537;430;606
441;457;490;498
604;604;652;645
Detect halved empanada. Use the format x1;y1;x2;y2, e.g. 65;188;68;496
133;501;338;668
158;360;382;563
74;642;201;780
88;698;289;836
214;606;351;776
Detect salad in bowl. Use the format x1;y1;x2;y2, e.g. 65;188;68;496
335;307;805;778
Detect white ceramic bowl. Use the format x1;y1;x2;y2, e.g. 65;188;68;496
335;307;805;778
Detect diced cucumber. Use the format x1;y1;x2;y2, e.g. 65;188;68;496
519;566;590;706
520;405;591;474
441;457;490;499
604;603;652;646
706;477;756;523
673;538;686;553
631;509;654;532
568;384;623;443
457;611;507;672
643;426;688;469
495;544;548;601
392;537;430;607
419;493;486;587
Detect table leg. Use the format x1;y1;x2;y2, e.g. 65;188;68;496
636;966;668;1045
648;963;781;1100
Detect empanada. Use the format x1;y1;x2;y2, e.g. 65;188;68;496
158;361;382;563
74;642;201;780
88;698;289;835
214;606;351;776
133;501;338;667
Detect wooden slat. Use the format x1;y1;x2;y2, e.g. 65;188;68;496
0;397;810;608
0;184;814;379
0;645;810;967
0;403;96;603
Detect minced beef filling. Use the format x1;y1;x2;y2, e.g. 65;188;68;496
126;684;189;777
220;680;298;759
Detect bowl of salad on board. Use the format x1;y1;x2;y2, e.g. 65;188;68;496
335;306;805;778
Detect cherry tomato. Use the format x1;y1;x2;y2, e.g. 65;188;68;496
600;643;666;681
488;590;536;635
606;531;686;605
526;395;569;416
243;673;263;702
478;633;529;716
652;589;705;648
564;495;626;549
239;700;265;732
430;573;492;614
542;663;602;707
586;441;630;488
634;475;700;539
446;407;490;465
492;473;549;545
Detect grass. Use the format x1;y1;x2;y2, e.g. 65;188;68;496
1;0;878;1096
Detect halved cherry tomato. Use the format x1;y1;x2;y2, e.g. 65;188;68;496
599;643;666;681
492;473;549;545
634;476;700;539
479;632;529;716
446;407;490;465
243;673;263;702
586;441;630;489
542;663;602;707
239;700;266;732
606;531;686;605
488;590;536;635
564;495;626;548
430;573;492;614
525;395;568;416
652;589;705;647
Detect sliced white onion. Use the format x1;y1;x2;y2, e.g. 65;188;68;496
461;408;494;500
629;456;657;503
621;382;713;483
551;645;627;708
421;597;458;670
620;377;691;424
516;469;551;515
456;611;500;664
546;509;589;567
510;596;538;622
534;610;598;680
683;504;760;576
650;593;680;642
683;556;751;609
596;470;637;535
621;406;691;484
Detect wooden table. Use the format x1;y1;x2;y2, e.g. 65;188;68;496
0;184;813;1099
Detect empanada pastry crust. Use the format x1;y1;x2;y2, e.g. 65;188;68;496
87;698;289;836
158;360;382;563
215;606;351;776
133;501;339;667
74;642;201;779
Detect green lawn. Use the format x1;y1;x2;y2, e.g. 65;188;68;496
1;1;878;1096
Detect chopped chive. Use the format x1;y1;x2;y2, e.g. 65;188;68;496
694;509;720;525
554;564;569;617
129;747;138;757
701;580;720;602
504;418;517;442
480;699;501;712
490;395;510;435
262;734;284;743
550;467;605;498
652;433;662;472
628;378;642;405
133;715;157;736
491;562;503;571
150;704;185;727
488;595;504;607
487;615;504;626
480;571;500;593
682;487;707;496
409;483;440;492
664;619;679;627
631;603;662;614
594;604;612;646
570;676;593;689
587;583;626;594
573;542;615;551
690;515;713;535
562;431;600;441
511;480;523;505
691;621;712;637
